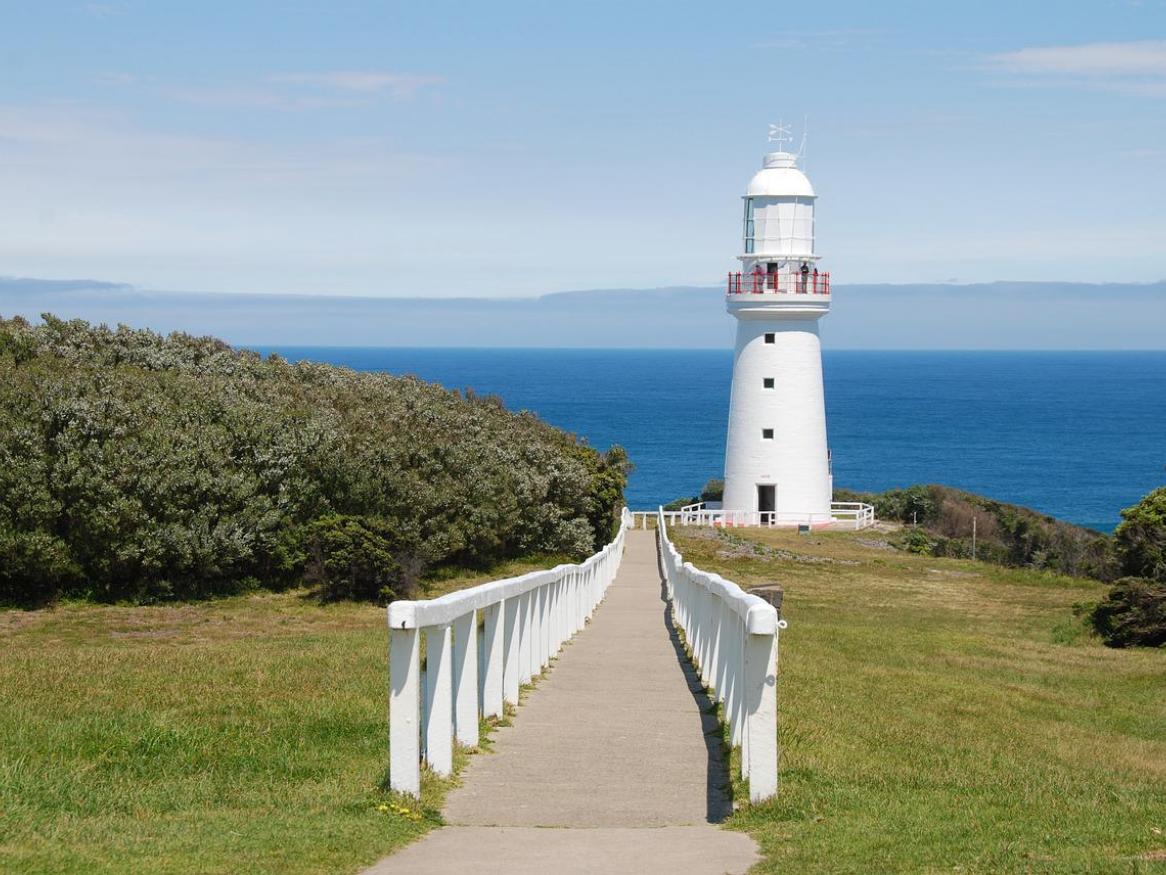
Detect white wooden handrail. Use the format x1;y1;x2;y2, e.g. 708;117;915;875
387;508;632;796
656;506;785;802
632;503;875;531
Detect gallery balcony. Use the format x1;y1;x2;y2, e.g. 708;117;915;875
727;271;831;296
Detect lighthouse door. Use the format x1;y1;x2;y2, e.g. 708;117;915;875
757;484;776;525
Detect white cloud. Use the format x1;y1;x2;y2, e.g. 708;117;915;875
0;101;464;294
268;71;444;98
1121;147;1166;159
985;41;1166;76
82;2;124;18
156;71;444;109
95;72;136;85
983;41;1166;98
751;28;883;51
162;86;365;109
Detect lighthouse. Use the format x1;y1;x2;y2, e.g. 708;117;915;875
722;127;833;526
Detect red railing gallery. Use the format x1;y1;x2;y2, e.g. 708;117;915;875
727;271;831;295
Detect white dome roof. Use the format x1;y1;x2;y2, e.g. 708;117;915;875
745;151;815;198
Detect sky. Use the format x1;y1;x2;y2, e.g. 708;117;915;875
1;1;1165;299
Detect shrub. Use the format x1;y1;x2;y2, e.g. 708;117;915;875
0;529;81;606
700;479;724;502
1089;578;1166;648
899;528;935;555
302;515;402;602
1113;487;1166;583
876;485;939;526
0;315;628;605
663;478;724;511
838;483;1112;579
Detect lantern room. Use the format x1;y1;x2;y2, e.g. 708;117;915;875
739;150;818;289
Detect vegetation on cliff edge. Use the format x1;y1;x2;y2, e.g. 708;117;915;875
0;315;628;607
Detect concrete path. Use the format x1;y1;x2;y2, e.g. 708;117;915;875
364;529;759;874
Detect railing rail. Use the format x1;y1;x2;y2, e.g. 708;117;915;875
828;501;876;530
657;507;785;802
387;508;632;796
633;505;874;530
728;270;831;296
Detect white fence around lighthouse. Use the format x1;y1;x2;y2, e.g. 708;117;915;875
631;501;874;531
656;507;786;802
386;508;631;796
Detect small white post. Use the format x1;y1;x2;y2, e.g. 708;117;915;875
538;584;550;668
388;625;420;796
520;590;534;683
481;600;505;719
730;619;744;746
744;630;779;801
698;586;712;684
531;587;543;672
424;624;453;776
502;596;521;706
452;610;479;747
573;569;583;634
714;603;729;702
551;578;562;652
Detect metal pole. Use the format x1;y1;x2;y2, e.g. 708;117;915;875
972;515;977;561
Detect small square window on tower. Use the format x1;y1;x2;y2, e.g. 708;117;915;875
763;377;775;389
762;428;774;440
764;332;775;344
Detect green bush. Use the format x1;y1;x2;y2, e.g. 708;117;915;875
663;478;724;511
899;528;935;555
0;315;628;606
302;515;402;602
1113;486;1166;583
0;529;81;605
875;485;939;526
1089;577;1166;648
837;483;1114;579
700;479;724;502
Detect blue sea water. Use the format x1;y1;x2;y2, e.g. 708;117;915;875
257;348;1166;532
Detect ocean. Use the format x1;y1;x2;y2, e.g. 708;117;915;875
256;348;1166;532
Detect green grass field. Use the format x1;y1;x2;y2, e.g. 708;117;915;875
671;526;1166;873
3;532;1163;873
0;558;550;875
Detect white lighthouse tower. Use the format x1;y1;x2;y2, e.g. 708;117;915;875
722;126;833;526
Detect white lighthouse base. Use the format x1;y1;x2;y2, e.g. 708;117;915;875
722;315;833;527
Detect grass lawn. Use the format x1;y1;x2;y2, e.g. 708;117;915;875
0;558;549;875
670;526;1166;873
4;532;1163;874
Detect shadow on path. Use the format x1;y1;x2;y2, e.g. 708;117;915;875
659;576;733;824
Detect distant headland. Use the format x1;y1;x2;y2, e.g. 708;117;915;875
2;275;1164;349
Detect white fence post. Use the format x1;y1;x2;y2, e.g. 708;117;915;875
745;627;778;801
656;506;783;803
386;509;631;799
502;597;521;706
520;590;534;683
452;610;479;747
481;600;505;719
388;625;420;795
424;624;453;776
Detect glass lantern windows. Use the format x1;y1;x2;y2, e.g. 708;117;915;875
743;197;755;254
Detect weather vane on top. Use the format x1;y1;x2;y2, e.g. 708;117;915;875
767;121;793;149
